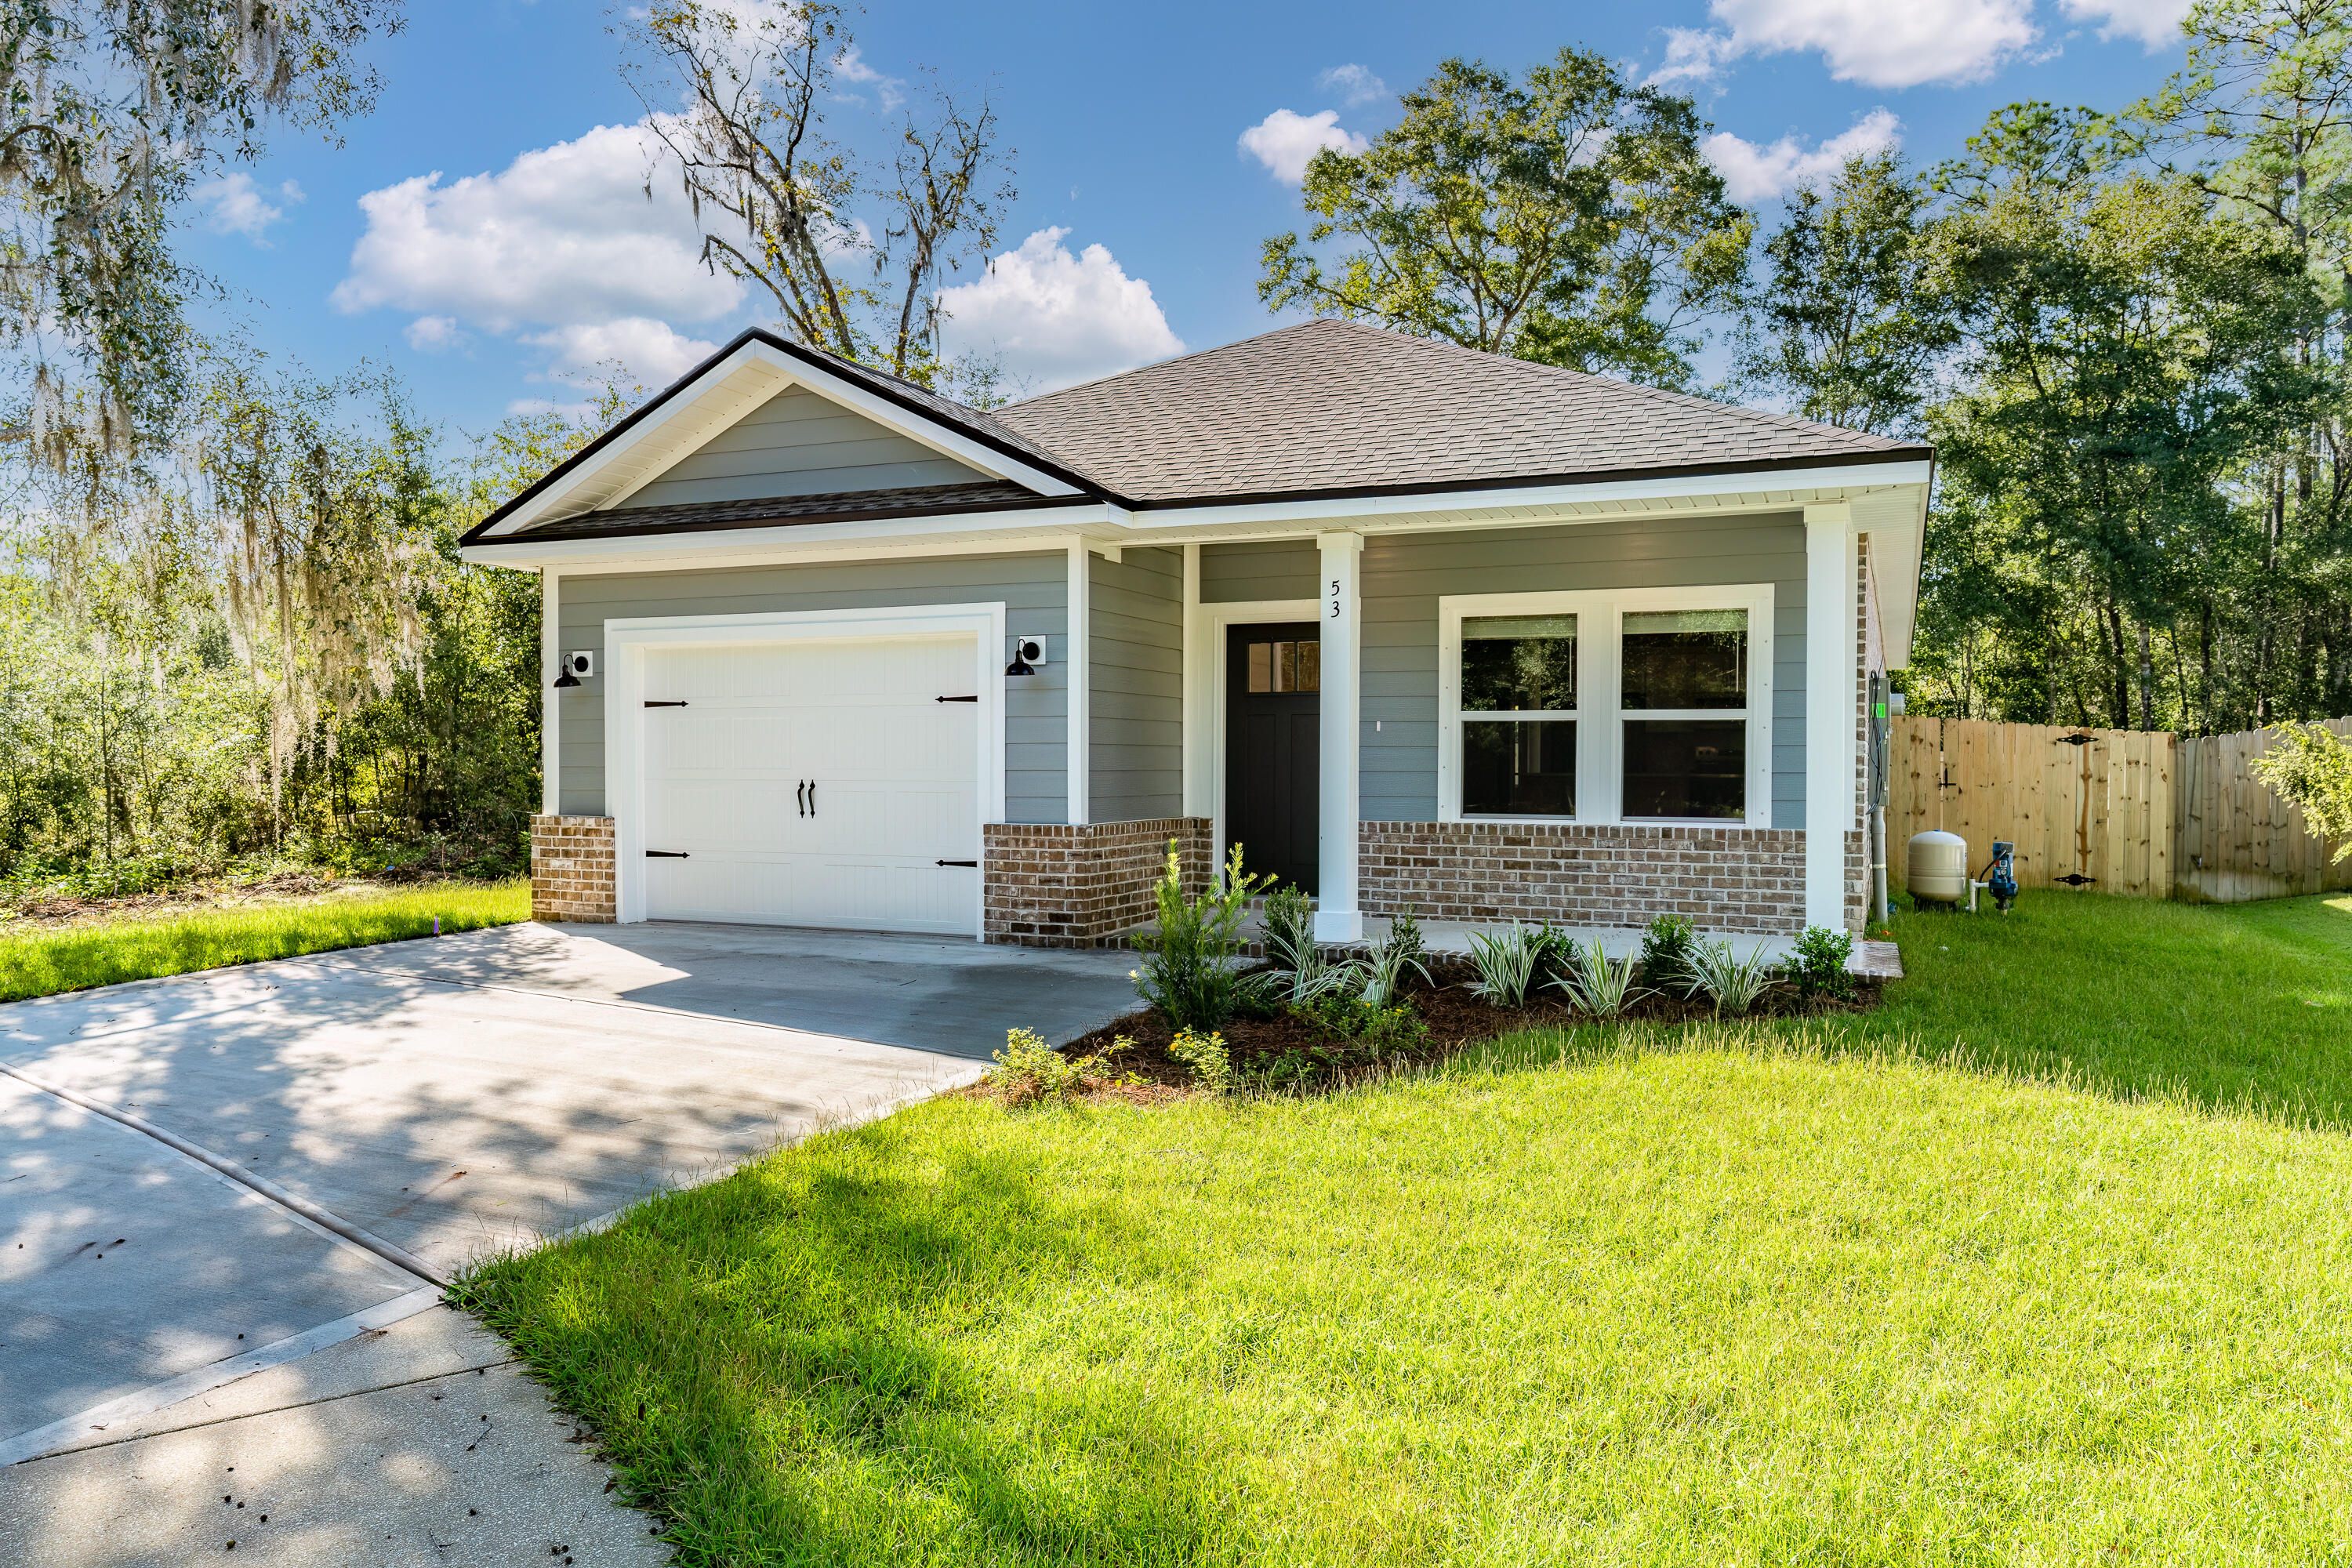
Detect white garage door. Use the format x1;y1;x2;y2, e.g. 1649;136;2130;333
639;633;982;934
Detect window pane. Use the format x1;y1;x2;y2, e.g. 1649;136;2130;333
1462;615;1576;712
1622;719;1746;818
1463;720;1576;816
1276;641;1297;691
1248;641;1271;693
1296;638;1320;691
1621;608;1746;710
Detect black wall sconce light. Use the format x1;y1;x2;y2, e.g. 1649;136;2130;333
1005;635;1045;677
552;651;594;689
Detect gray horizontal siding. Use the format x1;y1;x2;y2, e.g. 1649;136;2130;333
1200;540;1318;604
1091;546;1183;821
622;387;985;510
1359;514;1809;829
554;552;1068;823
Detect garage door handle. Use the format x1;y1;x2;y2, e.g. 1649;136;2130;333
797;780;806;817
644;700;688;708
935;860;978;867
935;694;978;702
646;850;689;858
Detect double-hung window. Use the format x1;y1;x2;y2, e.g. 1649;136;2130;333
1440;588;1773;825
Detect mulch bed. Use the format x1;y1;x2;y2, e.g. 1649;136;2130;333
1051;959;1884;1095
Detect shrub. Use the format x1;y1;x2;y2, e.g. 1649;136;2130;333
1465;922;1544;1008
1680;938;1780;1017
2252;721;2352;862
1788;925;1857;1000
1386;906;1426;965
1353;924;1431;1008
983;1028;1131;1108
1131;840;1268;1031
1548;939;1646;1016
1639;913;1699;993
1296;990;1429;1056
1169;1028;1236;1094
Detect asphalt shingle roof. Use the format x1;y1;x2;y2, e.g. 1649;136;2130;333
516;481;1068;542
991;318;1925;505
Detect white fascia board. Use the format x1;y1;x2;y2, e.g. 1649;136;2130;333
1850;485;1928;666
460;506;1120;572
1098;460;1936;535
484;341;1085;539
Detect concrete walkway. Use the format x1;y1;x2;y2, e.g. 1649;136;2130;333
0;920;1140;1563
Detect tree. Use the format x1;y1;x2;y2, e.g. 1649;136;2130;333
625;0;1012;391
1733;151;1955;436
1255;50;1751;390
1;0;401;459
2251;720;2352;856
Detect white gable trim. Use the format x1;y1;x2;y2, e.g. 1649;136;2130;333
483;340;1084;539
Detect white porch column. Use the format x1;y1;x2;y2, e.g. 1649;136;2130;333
1315;532;1365;942
540;568;560;816
1804;503;1858;931
1180;542;1210;817
1066;543;1091;825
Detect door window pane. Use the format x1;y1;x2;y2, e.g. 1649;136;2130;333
1462;615;1576;712
1621;608;1746;710
1622;719;1745;818
1246;640;1321;693
1463;720;1576;816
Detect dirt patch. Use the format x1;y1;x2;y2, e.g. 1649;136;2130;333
1045;960;1883;1097
0;873;452;932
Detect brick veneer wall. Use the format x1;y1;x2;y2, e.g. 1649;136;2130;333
1358;821;1817;934
984;818;1211;946
531;815;616;923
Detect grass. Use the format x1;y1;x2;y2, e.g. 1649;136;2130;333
463;891;2352;1565
0;878;530;1001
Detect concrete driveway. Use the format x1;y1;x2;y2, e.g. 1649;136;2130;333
0;920;1138;1563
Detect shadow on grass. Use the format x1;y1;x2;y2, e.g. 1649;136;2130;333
1451;888;2352;1134
464;1118;1250;1567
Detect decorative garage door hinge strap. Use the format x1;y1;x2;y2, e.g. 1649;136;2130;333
935;859;978;867
646;850;689;858
935;694;978;702
644;699;688;708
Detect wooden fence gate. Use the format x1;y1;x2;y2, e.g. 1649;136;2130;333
1889;717;2176;898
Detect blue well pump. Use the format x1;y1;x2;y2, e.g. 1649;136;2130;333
1983;841;2018;914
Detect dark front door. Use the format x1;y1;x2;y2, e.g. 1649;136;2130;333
1226;622;1320;892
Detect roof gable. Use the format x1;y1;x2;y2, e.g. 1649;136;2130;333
991;318;1926;505
466;330;1094;543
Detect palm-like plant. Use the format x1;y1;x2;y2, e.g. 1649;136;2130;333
1679;938;1780;1016
1354;925;1432;1008
1465;923;1544;1008
1547;939;1646;1016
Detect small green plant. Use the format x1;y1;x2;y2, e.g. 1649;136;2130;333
1465;922;1544;1008
1386;907;1426;965
982;1028;1131;1108
2252;721;2352;862
1639;913;1699;993
1295;990;1428;1056
1352;924;1432;1008
1680;938;1780;1017
1260;883;1356;1007
1168;1028;1236;1094
1548;939;1646;1016
1131;840;1269;1031
1788;925;1857;1000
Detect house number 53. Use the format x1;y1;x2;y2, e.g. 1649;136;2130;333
1327;579;1341;619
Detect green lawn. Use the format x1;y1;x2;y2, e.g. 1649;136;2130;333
0;878;530;1001
463;891;2352;1565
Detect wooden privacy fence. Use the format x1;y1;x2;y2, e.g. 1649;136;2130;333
1891;715;2352;903
1892;719;2175;898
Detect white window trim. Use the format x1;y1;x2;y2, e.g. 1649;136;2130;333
1438;585;1775;827
602;602;1008;935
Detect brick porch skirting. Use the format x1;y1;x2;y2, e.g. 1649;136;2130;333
984;818;1211;947
1359;821;1857;935
530;814;616;923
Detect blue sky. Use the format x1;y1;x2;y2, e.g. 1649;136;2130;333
180;0;2201;437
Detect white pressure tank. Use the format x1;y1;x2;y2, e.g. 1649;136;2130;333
1907;829;1969;906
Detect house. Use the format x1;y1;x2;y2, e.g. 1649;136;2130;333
459;318;1932;946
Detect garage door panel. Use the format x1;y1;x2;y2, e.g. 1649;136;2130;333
641;632;981;935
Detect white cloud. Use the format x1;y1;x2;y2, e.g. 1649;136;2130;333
332;119;743;335
1239;108;1368;185
1663;0;2039;90
936;227;1183;392
504;397;599;420
833;45;906;111
1316;64;1388;106
522;318;720;387
198;173;304;241
2060;0;2194;47
1704;108;1904;203
403;315;465;353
